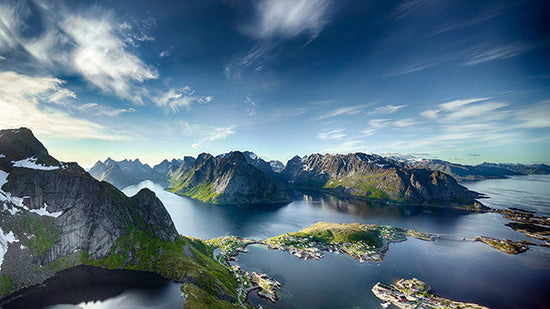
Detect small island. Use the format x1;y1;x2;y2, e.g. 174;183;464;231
474;236;530;254
261;222;437;262
372;278;489;309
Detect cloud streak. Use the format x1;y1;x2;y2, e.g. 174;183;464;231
245;0;333;41
0;71;128;140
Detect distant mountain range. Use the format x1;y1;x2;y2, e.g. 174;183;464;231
0;128;240;306
394;158;550;181
88;150;547;206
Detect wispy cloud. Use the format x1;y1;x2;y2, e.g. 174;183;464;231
153;87;212;112
244;96;257;116
0;71;128;140
361;117;420;136
513;100;550;128
0;3;158;103
421;98;509;121
317;105;367;120
245;0;333;41
391;0;432;20
463;42;532;66
326;140;368;153
78;103;136;117
318;129;346;140
188;124;236;149
369;104;406;114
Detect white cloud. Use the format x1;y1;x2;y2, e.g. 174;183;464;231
61;14;158;101
463;43;532;66
370;104;406;114
318;129;346;140
513;100;550;128
244;96;257;116
421;98;509;121
246;0;333;41
361;117;420;136
391;0;432;20
78;103;136;117
326;140;366;153
317;105;367;120
0;71;128;140
185;123;236;149
153;87;212;112
0;3;158;103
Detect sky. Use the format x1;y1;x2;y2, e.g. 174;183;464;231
0;0;549;168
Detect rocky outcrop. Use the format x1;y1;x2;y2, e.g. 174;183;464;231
169;151;290;204
0;128;241;307
280;153;481;206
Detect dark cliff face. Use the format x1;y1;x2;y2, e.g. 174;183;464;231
0;128;177;294
169;151;290;204
281;153;480;206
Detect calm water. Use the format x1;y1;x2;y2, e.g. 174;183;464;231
3;175;549;308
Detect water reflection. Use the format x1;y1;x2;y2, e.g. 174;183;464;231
1;266;183;309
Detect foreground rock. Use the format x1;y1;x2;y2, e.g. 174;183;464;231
0;128;243;308
372;278;489;309
280;153;483;208
168;151;291;204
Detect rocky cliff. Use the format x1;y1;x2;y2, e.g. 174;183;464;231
169;151;290;204
0;128;241;308
280;153;481;207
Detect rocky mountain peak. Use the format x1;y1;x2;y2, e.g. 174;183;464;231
0;128;59;168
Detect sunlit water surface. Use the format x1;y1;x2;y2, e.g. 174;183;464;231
3;175;549;308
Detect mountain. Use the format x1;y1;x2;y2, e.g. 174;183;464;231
89;158;155;189
269;160;284;173
0;128;242;307
397;158;550;181
280;153;481;207
169;151;291;204
90;156;197;190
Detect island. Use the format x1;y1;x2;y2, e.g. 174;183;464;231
474;236;531;254
372;278;489;309
261;222;437;262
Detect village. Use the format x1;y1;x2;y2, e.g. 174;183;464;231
372;278;489;309
261;223;437;263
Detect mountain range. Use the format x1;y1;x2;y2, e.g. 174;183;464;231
395;158;550;181
0;128;241;307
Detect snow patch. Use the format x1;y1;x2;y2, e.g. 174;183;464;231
247;152;258;160
0;227;19;270
23;203;63;218
0;154;5;158
12;157;59;170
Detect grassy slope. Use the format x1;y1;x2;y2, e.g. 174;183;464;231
282;222;383;247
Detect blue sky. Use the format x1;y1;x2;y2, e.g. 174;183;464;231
0;0;549;167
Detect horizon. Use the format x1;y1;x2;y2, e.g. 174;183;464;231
1;0;549;167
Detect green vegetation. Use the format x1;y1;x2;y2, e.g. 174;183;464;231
18;212;60;257
292;222;383;247
206;236;253;258
80;226;241;308
0;274;17;296
263;222;435;263
169;173;220;203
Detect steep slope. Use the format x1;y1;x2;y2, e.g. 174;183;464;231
281;153;481;207
169;151;290;204
0;128;242;308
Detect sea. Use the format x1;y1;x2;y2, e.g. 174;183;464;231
2;175;549;309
